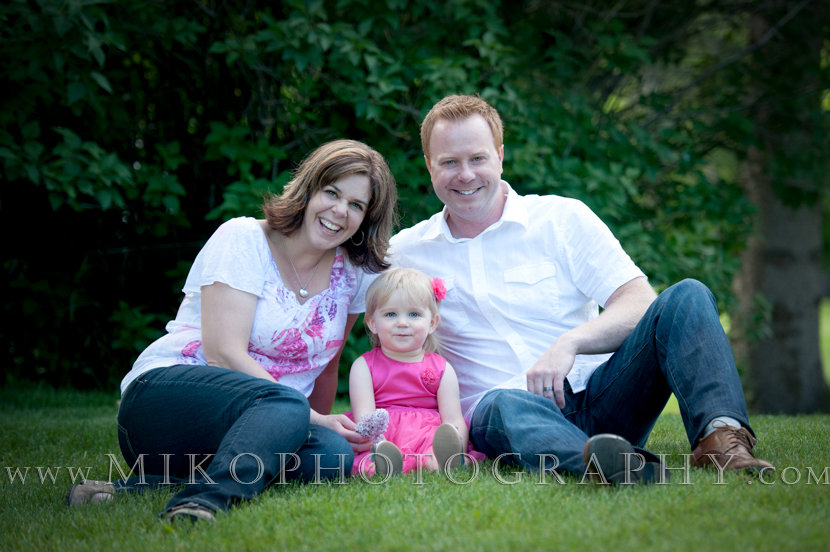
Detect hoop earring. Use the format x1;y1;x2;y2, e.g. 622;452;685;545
350;230;365;246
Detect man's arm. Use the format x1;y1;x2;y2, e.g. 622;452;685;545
526;276;657;409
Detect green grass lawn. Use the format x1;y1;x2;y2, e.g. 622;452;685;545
1;386;829;552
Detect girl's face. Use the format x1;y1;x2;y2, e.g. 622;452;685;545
367;289;439;360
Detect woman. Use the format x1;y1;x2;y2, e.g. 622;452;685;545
67;140;398;521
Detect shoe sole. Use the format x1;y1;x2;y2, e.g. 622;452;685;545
66;482;114;506
163;502;217;523
66;484;79;506
375;441;403;478
433;423;463;473
583;434;634;484
584;434;670;485
167;509;216;523
692;455;776;473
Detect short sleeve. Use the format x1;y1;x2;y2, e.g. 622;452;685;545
348;268;380;314
182;217;270;297
560;201;645;308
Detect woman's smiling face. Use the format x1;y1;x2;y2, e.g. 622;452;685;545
301;173;371;251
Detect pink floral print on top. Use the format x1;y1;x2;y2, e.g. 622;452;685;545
245;254;355;382
182;340;202;358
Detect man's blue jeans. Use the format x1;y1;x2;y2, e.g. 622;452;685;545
115;365;353;514
470;279;752;475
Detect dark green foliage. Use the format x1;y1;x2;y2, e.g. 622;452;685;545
1;1;823;391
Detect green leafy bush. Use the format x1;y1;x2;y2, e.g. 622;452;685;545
3;0;780;391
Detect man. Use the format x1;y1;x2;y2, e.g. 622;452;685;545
389;94;773;482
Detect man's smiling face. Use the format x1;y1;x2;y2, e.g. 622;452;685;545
425;114;505;237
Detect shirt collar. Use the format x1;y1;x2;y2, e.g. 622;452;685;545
420;181;528;243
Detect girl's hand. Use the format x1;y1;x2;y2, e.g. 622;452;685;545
315;413;372;453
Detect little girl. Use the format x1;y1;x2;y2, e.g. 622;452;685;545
346;267;485;476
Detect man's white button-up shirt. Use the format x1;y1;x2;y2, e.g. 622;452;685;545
389;182;646;419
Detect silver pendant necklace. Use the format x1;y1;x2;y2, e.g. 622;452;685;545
281;235;322;298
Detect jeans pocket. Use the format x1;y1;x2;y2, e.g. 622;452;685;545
117;422;139;469
562;380;577;417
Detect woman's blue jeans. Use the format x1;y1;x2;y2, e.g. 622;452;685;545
115;365;353;514
470;279;752;475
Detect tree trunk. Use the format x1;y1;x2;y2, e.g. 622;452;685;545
731;3;830;414
733;147;829;413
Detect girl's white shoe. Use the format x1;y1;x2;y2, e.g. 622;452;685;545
375;441;404;478
433;423;463;473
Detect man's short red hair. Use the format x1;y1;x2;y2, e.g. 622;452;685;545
420;94;504;157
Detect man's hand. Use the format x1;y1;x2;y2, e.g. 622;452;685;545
526;277;656;410
314;413;372;453
527;336;578;410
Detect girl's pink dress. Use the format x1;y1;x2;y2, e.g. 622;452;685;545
345;347;486;475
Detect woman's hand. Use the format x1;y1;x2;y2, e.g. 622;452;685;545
313;412;372;453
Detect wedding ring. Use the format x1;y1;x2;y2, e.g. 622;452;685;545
543;386;554;392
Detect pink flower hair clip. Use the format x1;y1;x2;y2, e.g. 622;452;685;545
432;277;447;303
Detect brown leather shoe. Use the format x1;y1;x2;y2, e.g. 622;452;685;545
692;425;774;472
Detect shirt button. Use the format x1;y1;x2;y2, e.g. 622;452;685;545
488;312;495;318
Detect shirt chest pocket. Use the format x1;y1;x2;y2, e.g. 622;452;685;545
503;262;559;320
436;277;470;334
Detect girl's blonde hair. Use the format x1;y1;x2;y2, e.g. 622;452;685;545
365;268;442;352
